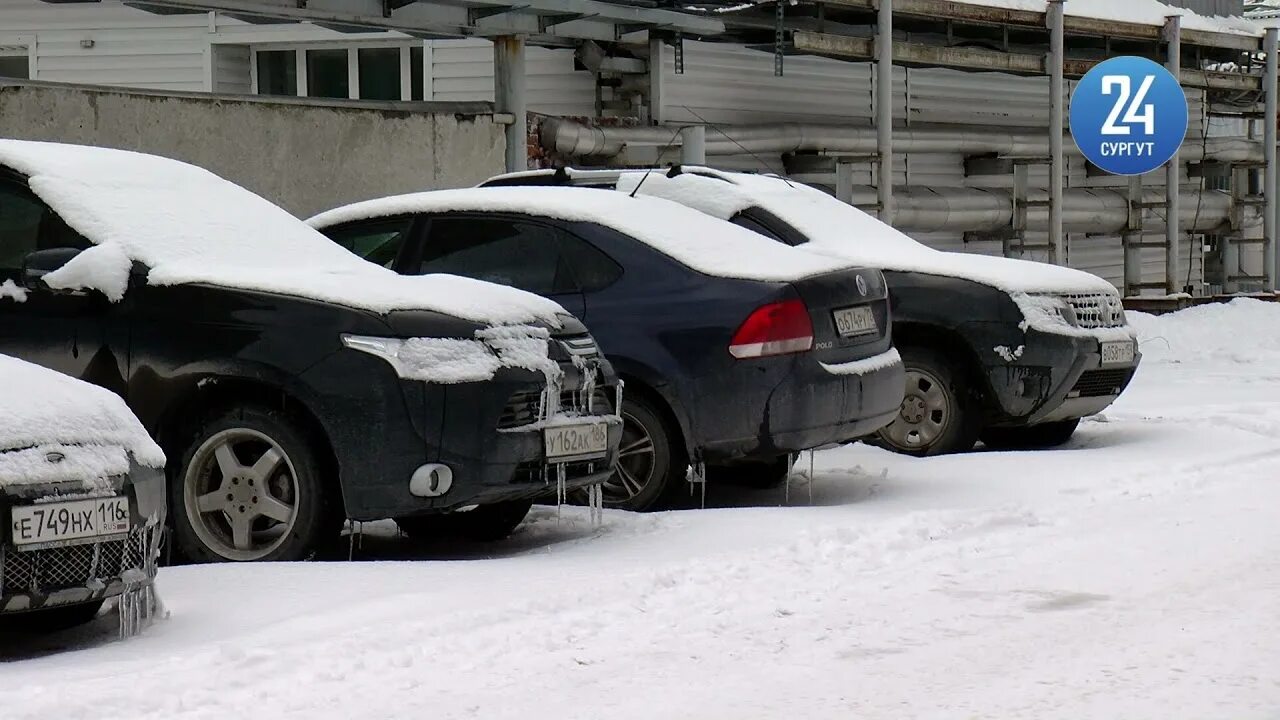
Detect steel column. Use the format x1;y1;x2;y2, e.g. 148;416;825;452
876;0;894;224
680;125;706;165
1266;27;1278;291
1047;0;1065;265
1165;15;1182;294
494;34;527;173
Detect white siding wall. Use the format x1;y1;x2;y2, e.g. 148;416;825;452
427;39;595;115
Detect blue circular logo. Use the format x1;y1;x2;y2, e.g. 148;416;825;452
1070;56;1188;176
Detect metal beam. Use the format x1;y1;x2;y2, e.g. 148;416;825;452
1048;0;1063;266
1166;14;1182;295
1267;27;1279;292
494;35;527;173
877;0;893;225
89;0;723;44
789;31;1260;92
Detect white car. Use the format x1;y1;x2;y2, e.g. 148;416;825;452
0;354;165;631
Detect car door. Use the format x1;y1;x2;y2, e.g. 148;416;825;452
405;213;587;319
0;176;116;386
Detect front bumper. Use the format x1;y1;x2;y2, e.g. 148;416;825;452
978;327;1141;427
696;350;906;463
0;459;165;614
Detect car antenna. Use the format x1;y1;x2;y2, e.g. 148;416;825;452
680;105;794;186
629;124;685;198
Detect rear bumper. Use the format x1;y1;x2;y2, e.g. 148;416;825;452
696;349;906;463
979;328;1140;427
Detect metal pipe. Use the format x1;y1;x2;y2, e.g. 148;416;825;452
877;0;894;225
539;118;1260;163
1165;15;1182;294
1048;0;1065;265
493;35;527;173
1267;27;1278;291
680;125;706;165
832;185;1250;235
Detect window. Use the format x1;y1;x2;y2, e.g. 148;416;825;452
557;232;622;292
255;50;297;96
0;183;47;271
0;55;28;80
358;47;400;101
306;49;349;99
419;218;576;296
252;44;427;101
324;219;412;268
729;208;808;246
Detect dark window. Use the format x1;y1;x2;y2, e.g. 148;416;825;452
0;55;30;80
306;49;348;99
729;207;808;246
256;50;297;96
357;47;400;101
0;183;46;271
410;46;424;101
419;217;576;295
557;232;622;292
325;219;411;268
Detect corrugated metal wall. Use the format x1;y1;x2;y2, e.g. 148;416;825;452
426;40;595;116
662;41;1209;293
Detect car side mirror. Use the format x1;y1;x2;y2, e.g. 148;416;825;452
21;248;83;290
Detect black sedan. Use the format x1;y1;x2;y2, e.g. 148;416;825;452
310;186;905;511
0;140;621;562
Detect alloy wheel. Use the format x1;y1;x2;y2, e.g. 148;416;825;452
602;410;656;505
183;428;300;561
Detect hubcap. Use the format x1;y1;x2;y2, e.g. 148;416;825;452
183;428;299;561
878;368;952;452
602;410;656;506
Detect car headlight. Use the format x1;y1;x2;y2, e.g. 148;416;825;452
1021;294;1079;328
341;334;409;376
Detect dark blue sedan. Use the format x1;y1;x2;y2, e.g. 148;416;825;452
309;187;904;511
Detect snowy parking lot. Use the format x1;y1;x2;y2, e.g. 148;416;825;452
2;300;1278;719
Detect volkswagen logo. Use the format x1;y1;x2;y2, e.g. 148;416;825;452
855;275;868;297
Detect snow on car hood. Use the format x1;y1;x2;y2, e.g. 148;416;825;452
0;140;565;326
615;169;1117;296
0;354;164;487
307;186;858;283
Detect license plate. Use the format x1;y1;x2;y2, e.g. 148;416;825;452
10;497;130;550
833;306;877;338
1100;340;1136;365
545;422;610;461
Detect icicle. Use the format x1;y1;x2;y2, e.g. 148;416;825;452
689;461;706;509
118;526;163;639
808;450;815;505
614;379;625;416
555;462;567;519
347;519;356;561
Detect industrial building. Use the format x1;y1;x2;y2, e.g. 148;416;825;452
0;0;1274;298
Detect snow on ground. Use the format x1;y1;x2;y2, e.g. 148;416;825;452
3;300;1279;719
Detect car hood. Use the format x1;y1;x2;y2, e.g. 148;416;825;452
0;355;164;487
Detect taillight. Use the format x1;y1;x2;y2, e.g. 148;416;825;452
729;299;814;359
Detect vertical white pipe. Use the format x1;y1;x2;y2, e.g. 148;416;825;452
680;125;706;165
494;35;527;173
1165;15;1183;294
1266;27;1278;291
877;0;894;225
1048;0;1065;265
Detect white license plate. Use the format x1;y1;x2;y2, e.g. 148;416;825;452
545;422;610;461
833;306;877;338
10;497;130;550
1100;340;1136;365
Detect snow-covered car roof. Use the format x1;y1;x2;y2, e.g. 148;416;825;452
613;168;1117;296
0;354;164;488
0;141;566;327
307;186;858;283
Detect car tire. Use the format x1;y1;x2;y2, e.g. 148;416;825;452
874;345;981;456
706;454;797;489
172;405;336;563
396;499;534;542
980;418;1081;450
602;394;686;512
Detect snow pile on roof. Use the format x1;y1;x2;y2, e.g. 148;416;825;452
0;140;566;326
0;354;164;484
308;187;859;283
1127;298;1280;365
616;169;1117;296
